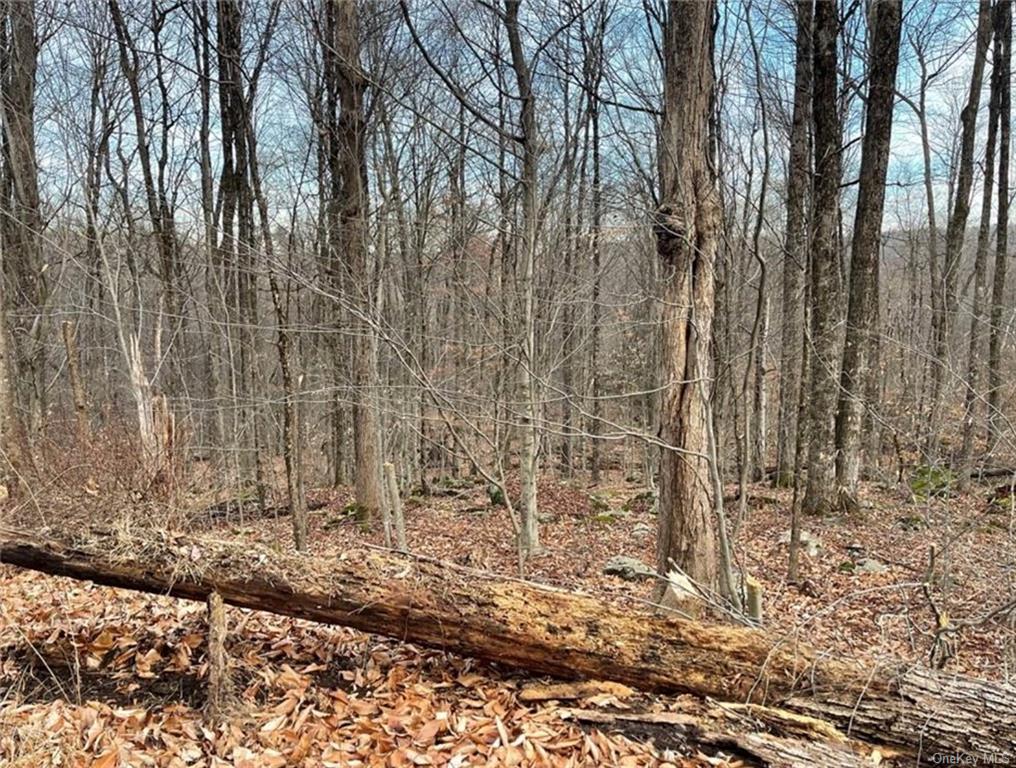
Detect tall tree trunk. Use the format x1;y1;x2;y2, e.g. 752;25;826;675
834;0;902;506
802;0;844;516
585;10;605;482
927;0;992;459
505;0;541;557
216;0;266;508
239;25;306;549
320;109;348;491
655;0;723;598
559;55;576;478
191;0;226;464
326;0;383;522
916;55;942;431
959;3;1004;488
588;98;603;485
741;7;772;505
776;0;812;489
0;0;45;439
988;0;1012;449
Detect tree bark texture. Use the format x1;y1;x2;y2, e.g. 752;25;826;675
0;0;46;435
776;0;812;489
988;0;1012;446
959;2;1005;487
504;0;541;557
654;0;721;592
834;0;902;501
325;0;383;522
802;0;844;516
927;0;992;457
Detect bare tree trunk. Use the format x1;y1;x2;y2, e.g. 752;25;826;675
62;320;90;443
959;3;1004;488
191;0;226;464
655;0;723;600
834;0;902;507
927;0;992;459
0;267;31;489
740;8;772;508
776;0;812;489
0;0;46;439
215;0;266;508
588;108;602;485
269;261;308;549
240;30;306;551
585;10;605;483
802;0;844;516
384;461;407;552
560;58;577;478
323;0;382;523
988;0;1012;449
505;0;541;557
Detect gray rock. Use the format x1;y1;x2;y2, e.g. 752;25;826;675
855;557;888;574
603;555;656;582
778;530;821;557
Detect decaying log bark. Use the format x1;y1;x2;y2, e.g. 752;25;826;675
1;525;1013;763
560;708;875;768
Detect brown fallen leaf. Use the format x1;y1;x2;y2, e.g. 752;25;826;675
414;717;445;746
90;750;118;768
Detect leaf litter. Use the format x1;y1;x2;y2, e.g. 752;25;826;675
2;472;1014;766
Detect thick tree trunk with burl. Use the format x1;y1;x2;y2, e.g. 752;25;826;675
1;525;1014;762
654;0;728;602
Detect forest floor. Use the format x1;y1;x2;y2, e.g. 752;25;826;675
2;469;1014;766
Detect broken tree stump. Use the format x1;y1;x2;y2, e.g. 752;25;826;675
204;590;234;723
0;524;1013;763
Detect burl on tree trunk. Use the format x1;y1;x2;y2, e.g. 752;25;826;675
1;525;1013;763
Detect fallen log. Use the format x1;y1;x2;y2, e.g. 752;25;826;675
971;466;1016;480
559;708;875;768
191;496;327;525
1;525;1013;764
